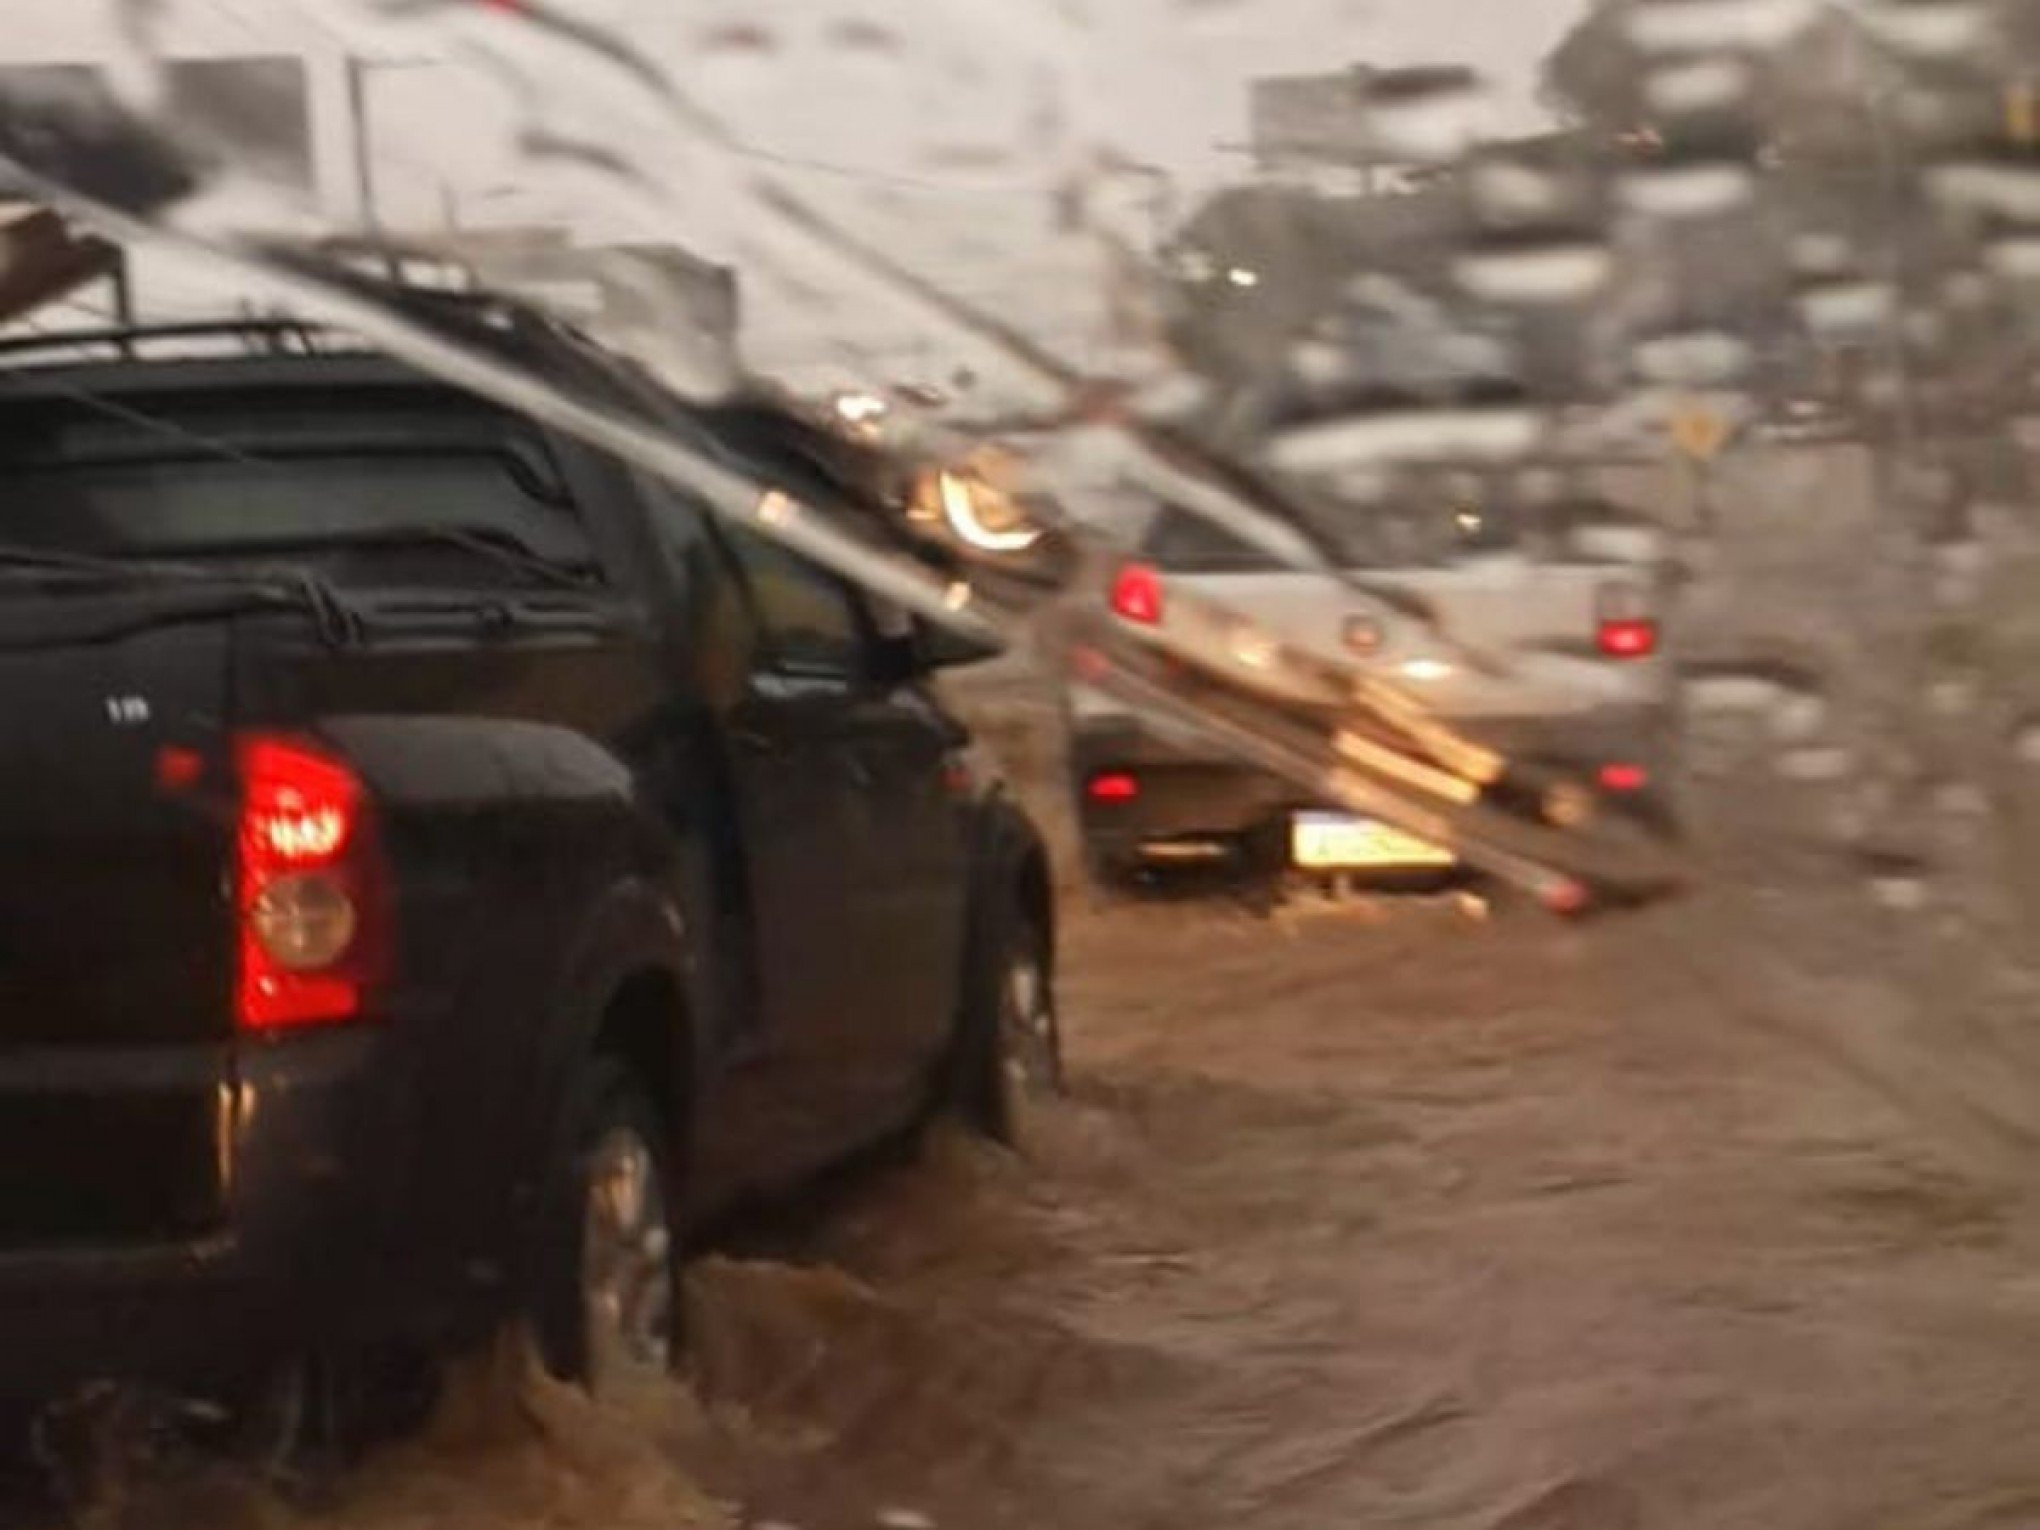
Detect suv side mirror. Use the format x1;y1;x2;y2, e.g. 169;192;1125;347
916;618;1004;672
870;633;924;687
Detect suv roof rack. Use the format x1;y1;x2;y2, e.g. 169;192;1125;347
0;316;345;365
0;267;900;493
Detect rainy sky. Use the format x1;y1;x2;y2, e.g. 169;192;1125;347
0;0;1592;191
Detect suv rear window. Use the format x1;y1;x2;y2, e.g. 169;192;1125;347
0;392;595;587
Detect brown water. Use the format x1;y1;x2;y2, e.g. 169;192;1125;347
29;858;2040;1530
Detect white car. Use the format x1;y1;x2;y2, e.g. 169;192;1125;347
1066;496;1681;885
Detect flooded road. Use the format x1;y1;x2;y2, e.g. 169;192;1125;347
47;855;2040;1530
659;885;2040;1530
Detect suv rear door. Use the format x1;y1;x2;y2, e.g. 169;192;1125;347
837;599;971;1074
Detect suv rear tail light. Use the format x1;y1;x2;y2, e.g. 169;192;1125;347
1596;583;1659;659
236;735;384;1032
1109;562;1164;626
250;874;360;970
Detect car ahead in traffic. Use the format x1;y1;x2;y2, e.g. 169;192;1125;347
0;314;1058;1431
1067;496;1679;889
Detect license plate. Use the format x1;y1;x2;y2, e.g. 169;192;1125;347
1291;811;1455;870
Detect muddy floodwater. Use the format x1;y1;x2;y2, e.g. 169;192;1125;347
68;804;2040;1530
666;893;2040;1530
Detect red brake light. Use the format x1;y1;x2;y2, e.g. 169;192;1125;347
1597;618;1658;659
1087;772;1140;804
1110;563;1164;626
236;735;381;1032
1597;762;1649;794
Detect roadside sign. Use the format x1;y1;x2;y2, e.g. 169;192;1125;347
1670;400;1732;463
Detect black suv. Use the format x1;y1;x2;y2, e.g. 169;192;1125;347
0;317;1058;1419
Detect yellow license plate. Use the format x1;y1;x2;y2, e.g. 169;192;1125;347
1291;812;1455;870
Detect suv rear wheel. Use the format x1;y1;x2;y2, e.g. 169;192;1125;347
533;1056;676;1392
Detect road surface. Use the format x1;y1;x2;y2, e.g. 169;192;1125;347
162;859;2039;1530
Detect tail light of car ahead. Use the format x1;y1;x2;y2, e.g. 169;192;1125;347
1110;562;1164;627
1595;582;1659;660
236;735;384;1032
1598;762;1649;794
1086;772;1141;805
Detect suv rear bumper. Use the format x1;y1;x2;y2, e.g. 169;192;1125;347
0;1028;409;1407
1070;705;1680;874
0;1241;260;1408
